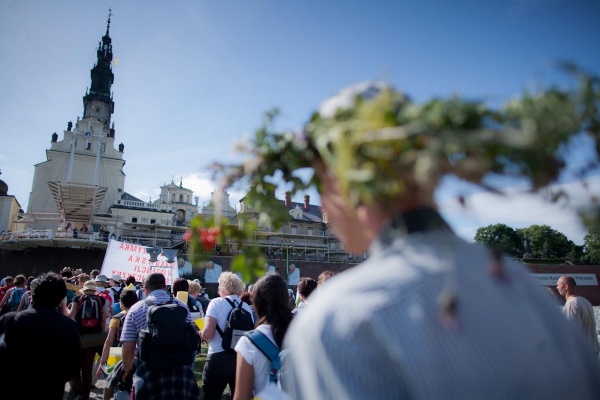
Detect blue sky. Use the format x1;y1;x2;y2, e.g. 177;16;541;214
1;1;599;245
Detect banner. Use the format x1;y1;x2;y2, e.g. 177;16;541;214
528;273;598;286
100;239;180;285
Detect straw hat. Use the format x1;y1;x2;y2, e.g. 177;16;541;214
79;280;97;294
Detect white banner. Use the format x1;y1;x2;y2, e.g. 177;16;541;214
529;273;598;286
100;239;180;285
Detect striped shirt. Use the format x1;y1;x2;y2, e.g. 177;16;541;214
120;289;192;343
283;208;600;400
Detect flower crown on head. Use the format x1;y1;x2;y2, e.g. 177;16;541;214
188;63;600;280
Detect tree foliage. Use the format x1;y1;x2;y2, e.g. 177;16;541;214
474;223;585;262
583;226;600;264
516;225;574;259
474;224;523;258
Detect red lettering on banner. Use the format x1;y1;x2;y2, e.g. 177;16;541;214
128;255;133;262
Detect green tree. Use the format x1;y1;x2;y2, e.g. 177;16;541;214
566;245;585;265
474;223;523;258
517;225;574;259
583;226;600;264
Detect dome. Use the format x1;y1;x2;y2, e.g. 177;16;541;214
0;179;7;195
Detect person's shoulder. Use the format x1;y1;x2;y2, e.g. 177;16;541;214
128;297;149;314
573;295;593;308
113;310;127;319
55;311;79;329
241;300;253;312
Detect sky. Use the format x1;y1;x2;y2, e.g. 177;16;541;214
1;0;599;245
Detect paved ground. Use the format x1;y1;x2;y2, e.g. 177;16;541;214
63;379;106;400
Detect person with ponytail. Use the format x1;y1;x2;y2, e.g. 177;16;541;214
233;272;293;400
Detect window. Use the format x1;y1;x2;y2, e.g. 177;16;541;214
330;242;336;250
132;217;138;223
320;230;326;237
340;242;345;251
150;219;156;224
307;228;313;236
291;226;297;234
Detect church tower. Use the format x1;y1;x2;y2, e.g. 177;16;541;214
25;9;126;231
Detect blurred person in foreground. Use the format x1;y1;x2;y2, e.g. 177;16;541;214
275;82;600;398
0;272;81;399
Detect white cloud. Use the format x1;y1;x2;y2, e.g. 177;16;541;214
438;177;600;245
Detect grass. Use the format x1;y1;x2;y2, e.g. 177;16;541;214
194;343;232;400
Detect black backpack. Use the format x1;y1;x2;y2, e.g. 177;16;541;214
111;286;124;302
186;294;201;314
112;311;127;347
138;298;200;368
216;297;255;352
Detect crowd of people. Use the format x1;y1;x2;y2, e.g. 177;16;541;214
0;265;333;400
1;259;599;400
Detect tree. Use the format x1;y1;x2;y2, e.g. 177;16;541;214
517;225;574;259
474;224;523;258
583;226;600;264
566;245;585;265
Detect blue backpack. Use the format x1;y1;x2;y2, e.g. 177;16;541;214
7;288;26;312
243;329;291;399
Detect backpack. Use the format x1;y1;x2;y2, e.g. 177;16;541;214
216;297;255;353
76;294;103;333
187;294;201;314
111;286;124;314
7;288;26;312
138;298;200;369
112;311;127;347
244;329;292;400
136;288;147;301
111;286;124;302
197;295;210;314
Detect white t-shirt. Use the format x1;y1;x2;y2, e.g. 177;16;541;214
235;324;276;395
206;295;254;354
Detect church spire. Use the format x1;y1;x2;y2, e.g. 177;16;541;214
106;7;112;36
82;8;115;126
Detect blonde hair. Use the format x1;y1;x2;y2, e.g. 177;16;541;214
188;280;201;295
218;271;244;296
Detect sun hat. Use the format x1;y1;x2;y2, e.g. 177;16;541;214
79;280;97;294
110;274;122;283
